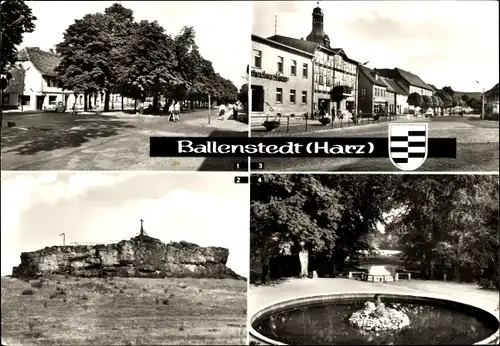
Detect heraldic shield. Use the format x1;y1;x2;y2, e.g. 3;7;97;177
388;123;428;171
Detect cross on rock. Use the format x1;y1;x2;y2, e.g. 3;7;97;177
140;218;144;236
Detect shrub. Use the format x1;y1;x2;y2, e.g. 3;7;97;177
22;289;35;295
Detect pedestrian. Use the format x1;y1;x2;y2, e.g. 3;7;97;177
233;102;239;120
218;102;226;120
319;102;326;119
174;101;181;122
168;100;175;121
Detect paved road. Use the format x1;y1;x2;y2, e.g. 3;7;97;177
250;115;499;172
1;110;248;171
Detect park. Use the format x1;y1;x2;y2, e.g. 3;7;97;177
249;174;499;345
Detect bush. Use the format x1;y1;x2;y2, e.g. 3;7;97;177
22;289;35;295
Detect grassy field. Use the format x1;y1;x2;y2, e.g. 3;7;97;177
1;276;247;345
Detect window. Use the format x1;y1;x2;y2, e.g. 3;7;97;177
290;89;296;104
253;49;262;68
302;63;308;78
291;60;297;75
361;88;367;96
319;75;324;85
374;104;380;113
277;56;284;73
302;91;307;104
326;77;331;86
276;88;283;103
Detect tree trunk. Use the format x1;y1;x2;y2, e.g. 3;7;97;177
121;95;124;111
134;99;137;113
298;248;309;278
453;263;460;282
153;93;159;111
84;93;88;112
104;91;110;112
261;264;269;284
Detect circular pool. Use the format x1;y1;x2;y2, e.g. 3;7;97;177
250;293;500;345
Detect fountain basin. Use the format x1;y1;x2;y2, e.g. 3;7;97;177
250;292;500;345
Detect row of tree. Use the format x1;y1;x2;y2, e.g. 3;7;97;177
251;175;499;289
408;85;484;117
53;3;239;112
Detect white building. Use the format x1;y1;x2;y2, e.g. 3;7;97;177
2;47;133;111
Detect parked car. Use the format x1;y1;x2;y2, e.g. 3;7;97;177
44;101;65;112
424;109;434;117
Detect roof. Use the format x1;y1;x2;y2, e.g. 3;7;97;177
22;47;60;77
267;35;359;64
376;67;433;91
485;83;499;97
381;77;406;95
359;65;387;87
252;34;314;58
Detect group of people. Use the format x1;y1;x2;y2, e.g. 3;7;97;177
217;102;239;121
167;100;181;122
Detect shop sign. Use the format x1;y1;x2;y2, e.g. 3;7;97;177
251;70;289;82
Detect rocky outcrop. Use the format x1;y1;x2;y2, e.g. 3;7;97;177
12;235;245;280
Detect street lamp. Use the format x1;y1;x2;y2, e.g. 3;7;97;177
475;80;484;120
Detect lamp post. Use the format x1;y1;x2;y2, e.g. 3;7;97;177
475;80;484;120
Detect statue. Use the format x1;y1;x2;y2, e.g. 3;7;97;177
349;294;410;332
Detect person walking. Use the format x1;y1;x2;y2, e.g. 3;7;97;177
218;102;226;120
168;100;175;121
174;100;181;122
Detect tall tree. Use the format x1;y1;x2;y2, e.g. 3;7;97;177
422;95;434;113
0;0;37;74
407;92;423;113
56;13;113;111
121;20;179;108
103;3;136;111
251;175;342;283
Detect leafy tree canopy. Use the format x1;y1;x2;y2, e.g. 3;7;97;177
0;0;37;74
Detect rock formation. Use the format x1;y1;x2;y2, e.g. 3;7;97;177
12;235;245;280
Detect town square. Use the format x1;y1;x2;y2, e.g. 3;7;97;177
249;1;499;171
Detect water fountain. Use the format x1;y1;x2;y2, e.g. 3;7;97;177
250;292;500;345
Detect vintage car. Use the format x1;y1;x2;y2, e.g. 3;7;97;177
44;101;65;112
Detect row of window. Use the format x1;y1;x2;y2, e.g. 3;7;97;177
275;88;308;104
253;49;310;78
315;72;356;88
314;52;356;74
360;87;394;99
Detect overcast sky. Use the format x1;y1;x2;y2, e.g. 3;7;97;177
21;1;251;89
253;1;499;92
1;172;249;278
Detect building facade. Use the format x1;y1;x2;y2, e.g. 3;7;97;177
485;83;499;114
264;4;359;116
2;47;134;111
250;35;313;118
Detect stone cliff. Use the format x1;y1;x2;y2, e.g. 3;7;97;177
12;235;245;280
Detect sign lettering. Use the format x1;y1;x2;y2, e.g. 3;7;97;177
251;70;289;82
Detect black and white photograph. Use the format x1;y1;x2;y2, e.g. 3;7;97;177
249;1;499;171
1;171;248;345
1;1;251;171
249;173;499;345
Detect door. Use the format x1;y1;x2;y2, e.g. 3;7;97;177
251;85;264;112
36;95;45;110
